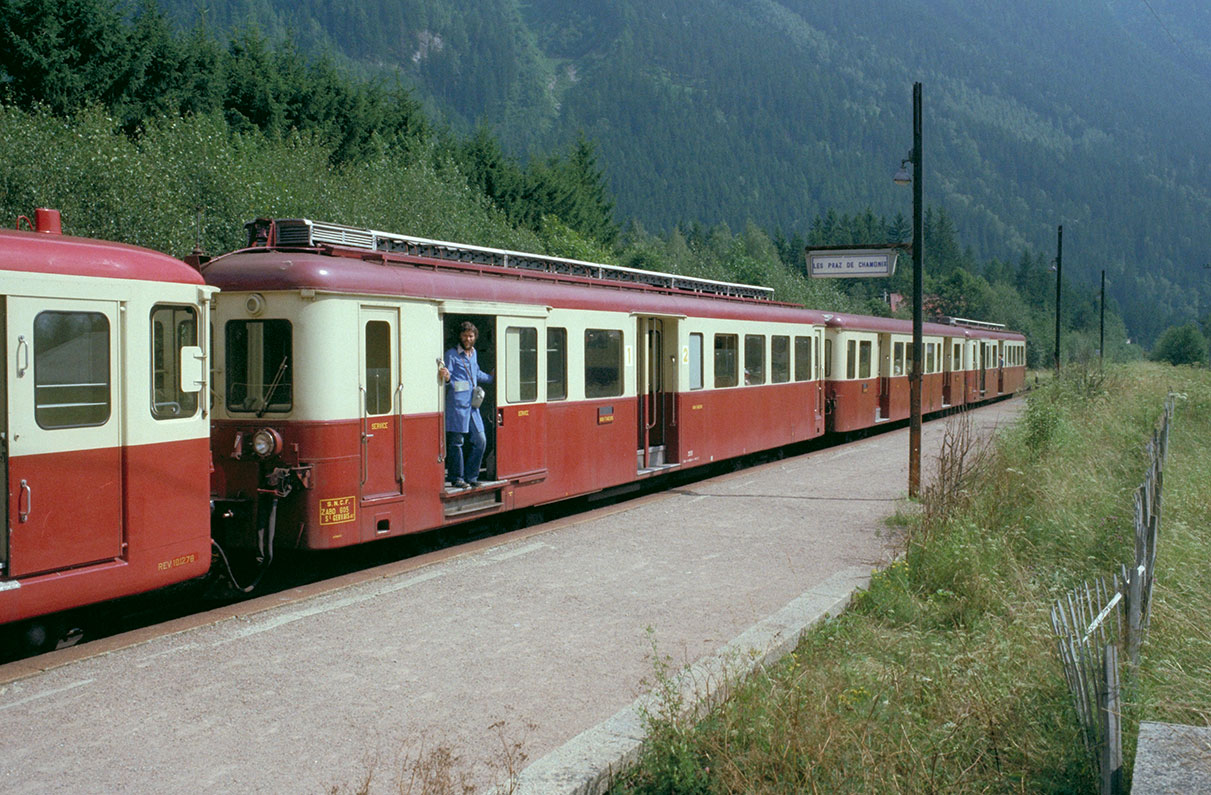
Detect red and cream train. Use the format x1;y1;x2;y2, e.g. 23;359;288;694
1;212;1025;638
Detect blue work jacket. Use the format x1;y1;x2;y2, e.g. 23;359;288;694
444;346;493;433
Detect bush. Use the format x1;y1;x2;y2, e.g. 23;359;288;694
1150;322;1208;367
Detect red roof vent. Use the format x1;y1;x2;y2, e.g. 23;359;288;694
18;208;63;234
35;208;62;234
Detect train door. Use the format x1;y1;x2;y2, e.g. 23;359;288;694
0;296;7;575
5;297;122;578
973;341;983;395
359;306;404;502
814;328;826;423
876;333;892;421
997;342;1005;393
495;315;547;480
637;316;678;471
942;340;956;406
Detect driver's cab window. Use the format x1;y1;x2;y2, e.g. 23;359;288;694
226;319;292;414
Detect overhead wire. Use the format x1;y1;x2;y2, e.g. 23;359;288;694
1139;0;1181;49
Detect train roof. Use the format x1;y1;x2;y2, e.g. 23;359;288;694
0;228;204;285
265;218;778;301
202;221;834;325
824;311;1025;340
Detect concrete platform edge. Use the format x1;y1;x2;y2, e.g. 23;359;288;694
508;564;876;795
1132;721;1211;794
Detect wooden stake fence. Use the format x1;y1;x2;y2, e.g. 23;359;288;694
1050;393;1175;794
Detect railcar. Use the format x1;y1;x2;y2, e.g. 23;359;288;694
202;219;836;554
1;210;214;632
202;219;1026;562
821;313;1026;432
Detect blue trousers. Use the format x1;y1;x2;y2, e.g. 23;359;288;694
446;429;486;484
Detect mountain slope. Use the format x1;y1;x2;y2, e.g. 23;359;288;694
158;0;1211;344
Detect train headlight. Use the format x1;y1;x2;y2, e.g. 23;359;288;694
251;428;283;458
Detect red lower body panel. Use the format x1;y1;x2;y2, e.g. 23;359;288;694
212;384;829;549
2;437;211;625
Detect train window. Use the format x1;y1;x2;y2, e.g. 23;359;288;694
547;328;567;400
226;319;292;414
506;326;538;403
894;341;905;376
926;343;935;375
744;335;765;385
771;336;790;383
906;341;915;374
585;328;623;398
34;311;110;429
846;340;856;379
793;336;811;381
858;340;872;379
954;343;963;369
151;305;199;420
714;334;738;388
364;320;392;415
689;333;704;390
824;339;832;378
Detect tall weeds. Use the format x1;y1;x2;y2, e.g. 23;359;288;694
616;363;1205;794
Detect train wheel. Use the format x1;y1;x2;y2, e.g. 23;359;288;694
9;616;82;657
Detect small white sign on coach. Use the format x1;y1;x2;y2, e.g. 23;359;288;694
806;248;899;278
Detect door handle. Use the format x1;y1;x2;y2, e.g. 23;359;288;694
16;335;29;378
18;479;31;523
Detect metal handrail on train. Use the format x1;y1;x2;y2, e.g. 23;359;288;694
259;218;777;302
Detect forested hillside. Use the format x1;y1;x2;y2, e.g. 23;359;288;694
152;0;1211;346
0;0;1189;367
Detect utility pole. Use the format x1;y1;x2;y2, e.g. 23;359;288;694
1100;269;1106;364
1054;225;1063;373
909;82;923;498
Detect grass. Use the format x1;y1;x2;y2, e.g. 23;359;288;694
323;719;532;794
1135;378;1211;727
614;361;1211;794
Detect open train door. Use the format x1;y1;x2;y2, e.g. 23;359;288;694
5;297;122;578
636;314;681;473
494;312;548;482
876;333;892;421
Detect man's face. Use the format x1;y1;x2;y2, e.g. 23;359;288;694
460;329;477;351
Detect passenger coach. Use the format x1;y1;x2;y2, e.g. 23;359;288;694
1;210;213;629
822;313;1025;432
202;219;833;555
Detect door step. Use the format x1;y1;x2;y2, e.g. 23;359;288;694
636;445;668;469
441;480;506;518
637;463;679;477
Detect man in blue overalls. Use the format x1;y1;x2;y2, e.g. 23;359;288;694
438;321;493;489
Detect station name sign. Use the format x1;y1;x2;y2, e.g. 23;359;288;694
806;246;900;278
